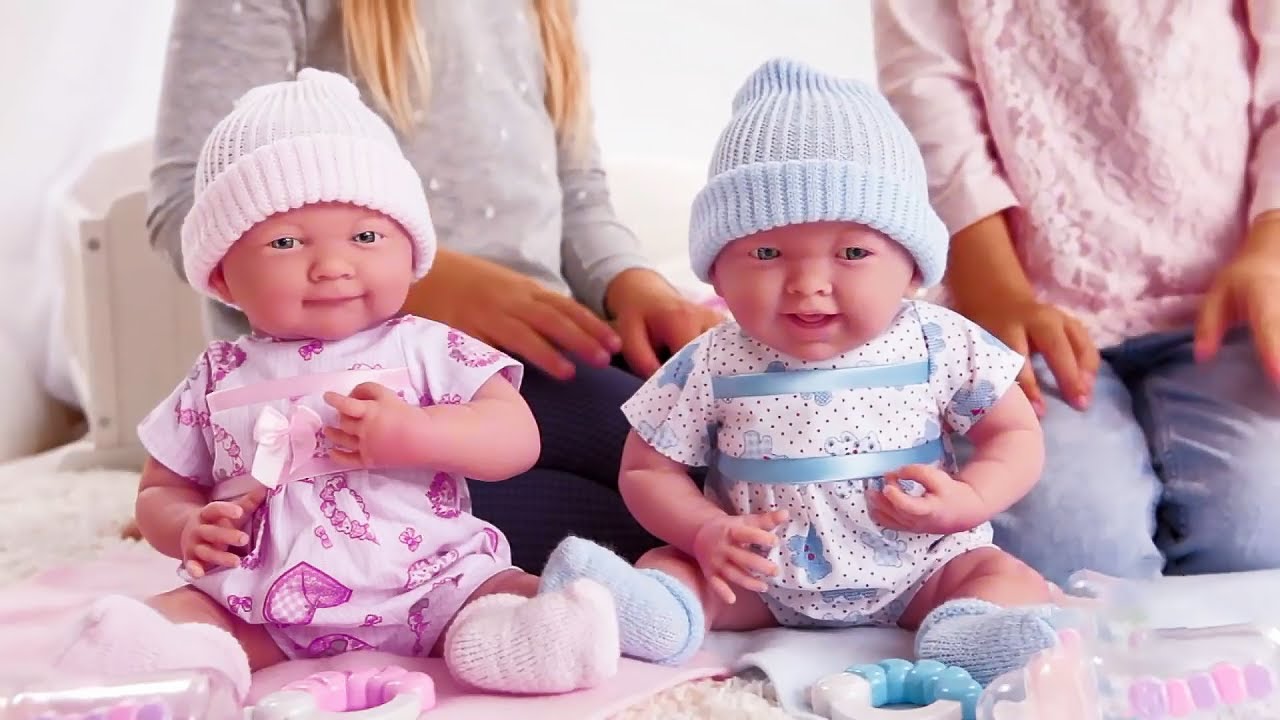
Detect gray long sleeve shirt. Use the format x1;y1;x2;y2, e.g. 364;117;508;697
148;0;651;339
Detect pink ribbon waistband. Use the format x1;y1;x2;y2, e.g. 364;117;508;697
206;367;412;413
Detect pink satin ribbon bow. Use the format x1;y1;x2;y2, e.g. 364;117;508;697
250;404;323;489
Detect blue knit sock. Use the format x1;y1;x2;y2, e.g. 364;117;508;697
539;536;705;665
914;599;1059;686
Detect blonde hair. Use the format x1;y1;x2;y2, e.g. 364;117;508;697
341;0;587;141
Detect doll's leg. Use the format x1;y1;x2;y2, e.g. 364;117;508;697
440;569;619;694
54;587;281;700
902;547;1058;685
539;537;775;665
639;545;776;631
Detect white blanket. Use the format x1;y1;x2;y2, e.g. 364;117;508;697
701;569;1280;718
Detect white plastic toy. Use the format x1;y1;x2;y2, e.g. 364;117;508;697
0;666;435;720
809;658;983;720
251;667;435;719
977;571;1280;720
0;668;241;720
979;624;1280;720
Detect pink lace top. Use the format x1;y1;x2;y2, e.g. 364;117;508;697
874;0;1280;345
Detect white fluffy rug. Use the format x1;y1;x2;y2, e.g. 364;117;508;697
0;443;795;719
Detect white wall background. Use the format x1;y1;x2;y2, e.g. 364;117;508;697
0;0;874;452
581;0;874;167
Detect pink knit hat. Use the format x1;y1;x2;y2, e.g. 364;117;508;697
181;68;436;300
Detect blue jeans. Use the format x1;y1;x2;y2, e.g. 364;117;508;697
958;328;1280;585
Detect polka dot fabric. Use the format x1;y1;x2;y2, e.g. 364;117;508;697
621;300;1026;626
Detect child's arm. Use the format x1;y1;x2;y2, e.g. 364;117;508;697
953;383;1044;517
135;458;263;578
619;430;786;603
409;375;540;480
874;2;1098;411
874;385;1043;535
617;431;726;554
324;375;539;481
135;457;207;560
873;1;1018;242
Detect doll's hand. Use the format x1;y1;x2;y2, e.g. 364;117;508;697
323;382;422;468
692;509;789;605
866;465;987;535
179;488;266;578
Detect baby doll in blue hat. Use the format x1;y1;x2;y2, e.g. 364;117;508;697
539;58;1061;686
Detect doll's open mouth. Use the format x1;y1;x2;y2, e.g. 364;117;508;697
786;313;837;329
305;295;364;306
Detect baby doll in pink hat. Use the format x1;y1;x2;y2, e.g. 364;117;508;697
55;69;618;698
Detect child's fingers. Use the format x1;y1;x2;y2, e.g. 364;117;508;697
706;574;737;605
1193;285;1228;363
199;501;244;523
198;523;248;548
349;382;398;402
192;543;241;570
326;448;365;468
750;509;789;529
323;391;368;419
888;465;948;494
184;559;206;578
1245;286;1280;385
323;426;360;451
883;484;933;516
235;487;268;514
729;523;781;549
721;564;769;594
867;494;916;531
727;546;778;577
1033;323;1088;411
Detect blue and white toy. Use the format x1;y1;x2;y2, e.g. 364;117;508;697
810;658;983;720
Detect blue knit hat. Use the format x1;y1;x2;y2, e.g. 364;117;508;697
689;58;948;286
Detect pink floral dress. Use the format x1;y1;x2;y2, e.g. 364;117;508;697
137;316;522;659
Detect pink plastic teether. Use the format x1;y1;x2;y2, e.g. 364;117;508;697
259;666;436;718
1162;678;1193;717
1210;662;1246;704
1244;662;1274;699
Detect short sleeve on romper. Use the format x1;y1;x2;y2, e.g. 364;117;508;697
621;327;719;467
136;349;216;485
918;303;1026;435
394;316;523;406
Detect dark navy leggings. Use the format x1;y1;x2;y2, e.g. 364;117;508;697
467;358;664;572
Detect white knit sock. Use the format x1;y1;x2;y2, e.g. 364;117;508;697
54;595;253;700
443;578;619;694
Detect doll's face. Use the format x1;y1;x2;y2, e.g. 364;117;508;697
710;221;918;360
209;202;415;341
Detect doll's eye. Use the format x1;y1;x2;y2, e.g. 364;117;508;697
269;237;298;250
353;230;382;244
751;247;781;260
841;247;871;260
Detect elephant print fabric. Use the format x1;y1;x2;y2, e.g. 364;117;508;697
136;315;522;659
621;301;1025;627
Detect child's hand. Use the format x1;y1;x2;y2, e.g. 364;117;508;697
1195;217;1280;383
964;298;1099;416
867;464;987;535
179;488;265;578
323;382;421;468
692;510;789;605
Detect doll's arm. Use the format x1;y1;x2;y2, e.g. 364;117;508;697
954;384;1044;517
409;375;540;481
135;457;210;560
617;430;728;555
